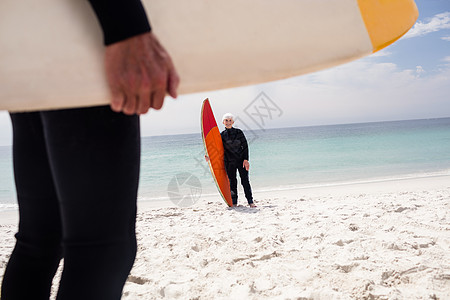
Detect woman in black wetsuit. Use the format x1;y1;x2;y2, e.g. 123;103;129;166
220;113;256;208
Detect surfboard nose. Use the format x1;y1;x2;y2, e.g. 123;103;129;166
358;0;419;53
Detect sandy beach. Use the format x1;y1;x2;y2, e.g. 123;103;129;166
0;175;449;299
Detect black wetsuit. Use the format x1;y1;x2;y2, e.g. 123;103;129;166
1;1;149;299
221;127;253;205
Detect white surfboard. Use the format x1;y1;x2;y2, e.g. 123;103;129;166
0;0;418;112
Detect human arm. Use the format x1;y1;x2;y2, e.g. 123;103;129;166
238;129;249;161
238;129;250;170
88;0;179;115
88;0;151;46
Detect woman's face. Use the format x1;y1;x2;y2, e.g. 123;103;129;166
223;118;234;129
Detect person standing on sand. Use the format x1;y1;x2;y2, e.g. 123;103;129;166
1;1;179;299
221;113;256;208
205;113;255;207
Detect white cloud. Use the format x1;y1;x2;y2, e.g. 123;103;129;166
415;65;425;77
140;59;427;136
404;12;450;39
442;36;450;41
371;49;392;57
257;58;450;127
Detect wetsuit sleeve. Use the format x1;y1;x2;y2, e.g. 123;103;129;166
220;131;226;147
239;130;249;161
220;131;230;163
88;0;151;45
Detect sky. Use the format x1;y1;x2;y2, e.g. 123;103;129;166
0;0;449;146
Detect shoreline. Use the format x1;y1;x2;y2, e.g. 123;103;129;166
1;174;449;226
137;174;450;211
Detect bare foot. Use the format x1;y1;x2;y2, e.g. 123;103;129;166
249;203;257;208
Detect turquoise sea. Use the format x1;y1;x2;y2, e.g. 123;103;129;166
1;117;450;210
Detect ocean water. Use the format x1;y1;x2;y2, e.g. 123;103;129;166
1;117;449;210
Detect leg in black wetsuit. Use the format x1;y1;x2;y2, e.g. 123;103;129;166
1;106;140;300
225;160;253;206
237;163;253;205
225;162;239;206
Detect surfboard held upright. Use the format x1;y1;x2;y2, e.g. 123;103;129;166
201;99;233;207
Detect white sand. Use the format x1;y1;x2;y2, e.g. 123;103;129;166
0;176;449;299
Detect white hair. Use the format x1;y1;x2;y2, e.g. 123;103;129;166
222;113;234;122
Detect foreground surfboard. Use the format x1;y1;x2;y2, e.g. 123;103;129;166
201;99;233;207
0;0;418;111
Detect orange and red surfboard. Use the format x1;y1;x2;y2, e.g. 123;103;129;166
201;99;233;207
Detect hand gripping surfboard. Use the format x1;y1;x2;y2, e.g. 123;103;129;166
201;99;233;207
0;0;418;111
